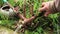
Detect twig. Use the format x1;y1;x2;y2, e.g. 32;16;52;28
18;14;26;20
29;2;34;16
42;0;44;2
23;0;26;17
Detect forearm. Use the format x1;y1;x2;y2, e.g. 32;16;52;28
49;0;60;13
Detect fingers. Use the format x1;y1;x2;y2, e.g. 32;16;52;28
38;2;47;12
38;6;46;12
38;2;51;17
42;2;45;7
44;11;51;17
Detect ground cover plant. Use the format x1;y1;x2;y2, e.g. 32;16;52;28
0;0;60;34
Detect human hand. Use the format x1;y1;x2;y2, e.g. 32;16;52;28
38;2;52;17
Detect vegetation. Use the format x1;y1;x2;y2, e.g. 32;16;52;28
0;0;60;34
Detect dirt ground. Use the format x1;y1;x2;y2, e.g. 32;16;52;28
0;26;18;34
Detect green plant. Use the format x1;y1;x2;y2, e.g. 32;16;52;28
0;0;59;34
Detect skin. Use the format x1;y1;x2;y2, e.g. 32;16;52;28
38;2;52;17
15;2;52;24
14;2;53;24
7;0;53;25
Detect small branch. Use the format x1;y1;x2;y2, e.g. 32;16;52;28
18;14;26;20
42;0;44;2
29;3;34;16
24;16;36;24
28;0;34;16
23;0;26;17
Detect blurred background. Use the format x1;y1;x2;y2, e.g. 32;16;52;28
0;0;60;34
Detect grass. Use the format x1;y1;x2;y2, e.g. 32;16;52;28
0;0;60;34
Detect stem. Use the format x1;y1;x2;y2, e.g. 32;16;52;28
42;0;44;2
24;16;36;24
23;0;26;17
29;3;34;16
28;0;34;16
18;14;26;20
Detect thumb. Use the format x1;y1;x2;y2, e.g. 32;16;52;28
38;6;46;12
44;11;51;17
42;2;46;7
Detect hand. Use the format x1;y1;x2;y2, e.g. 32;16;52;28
38;2;52;17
